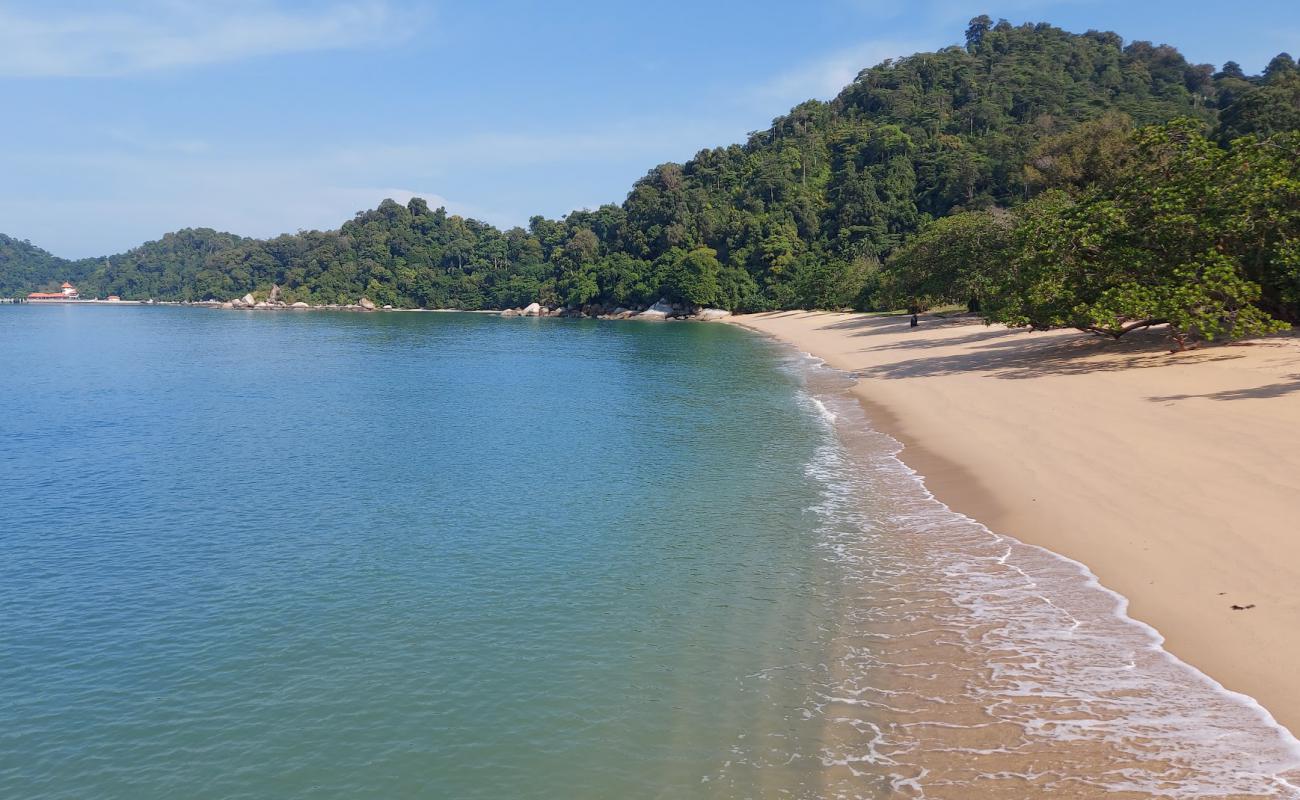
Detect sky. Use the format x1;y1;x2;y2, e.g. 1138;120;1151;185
1;0;1296;258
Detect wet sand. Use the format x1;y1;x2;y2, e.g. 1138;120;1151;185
727;311;1300;737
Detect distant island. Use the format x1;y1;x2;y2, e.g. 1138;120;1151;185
4;17;1298;347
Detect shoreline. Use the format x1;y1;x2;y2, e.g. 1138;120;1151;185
4;299;726;322
727;310;1300;736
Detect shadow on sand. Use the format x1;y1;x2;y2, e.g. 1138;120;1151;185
1148;375;1300;402
761;311;1299;384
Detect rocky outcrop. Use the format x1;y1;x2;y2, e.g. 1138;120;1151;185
268;284;282;303
636;299;675;320
694;308;731;321
214;294;732;320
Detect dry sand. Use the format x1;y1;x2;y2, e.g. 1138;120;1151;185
728;310;1300;734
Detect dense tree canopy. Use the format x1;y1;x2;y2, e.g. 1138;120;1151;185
891;123;1300;345
3;18;1298;343
0;235;69;298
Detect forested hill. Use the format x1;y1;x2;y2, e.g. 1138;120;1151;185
1;228;247;299
4;18;1298;326
1;235;69;297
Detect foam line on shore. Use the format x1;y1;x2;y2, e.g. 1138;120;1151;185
717;339;1300;795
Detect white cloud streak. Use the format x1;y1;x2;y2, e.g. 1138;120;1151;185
0;116;745;256
0;0;409;77
751;38;940;108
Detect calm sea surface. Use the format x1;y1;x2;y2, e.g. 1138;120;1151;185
3;306;1299;799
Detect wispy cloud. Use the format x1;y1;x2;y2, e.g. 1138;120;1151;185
0;115;744;255
326;122;743;174
0;151;507;258
750;38;940;108
0;0;411;77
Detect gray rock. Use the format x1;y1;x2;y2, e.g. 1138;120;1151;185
291;301;309;308
636;298;674;320
500;308;520;317
521;302;542;316
268;284;282;303
241;293;256;306
695;308;731;321
358;297;377;310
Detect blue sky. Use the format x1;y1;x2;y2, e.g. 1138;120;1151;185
1;0;1295;257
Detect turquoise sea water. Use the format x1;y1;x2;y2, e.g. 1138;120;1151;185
4;306;1300;799
1;307;843;799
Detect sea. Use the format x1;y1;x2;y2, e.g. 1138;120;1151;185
2;305;1298;799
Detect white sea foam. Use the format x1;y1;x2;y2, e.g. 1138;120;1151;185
714;348;1300;798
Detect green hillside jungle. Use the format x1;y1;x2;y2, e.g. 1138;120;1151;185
5;17;1299;343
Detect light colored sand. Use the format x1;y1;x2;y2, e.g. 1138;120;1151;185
729;310;1300;734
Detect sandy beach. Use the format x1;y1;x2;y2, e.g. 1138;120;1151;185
729;310;1300;735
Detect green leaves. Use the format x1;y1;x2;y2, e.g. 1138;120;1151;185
657;247;724;308
885;210;1014;311
967;123;1295;343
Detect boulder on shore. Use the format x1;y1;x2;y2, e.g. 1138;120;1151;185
220;301;234;309
241;293;256;306
359;297;377;310
521;302;542;317
636;298;674;320
268;284;282;303
500;308;520;317
695;308;731;321
291;301;309;309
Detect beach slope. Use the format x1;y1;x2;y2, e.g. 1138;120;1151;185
730;311;1300;733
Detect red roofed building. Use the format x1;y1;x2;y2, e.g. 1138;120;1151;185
28;282;79;301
